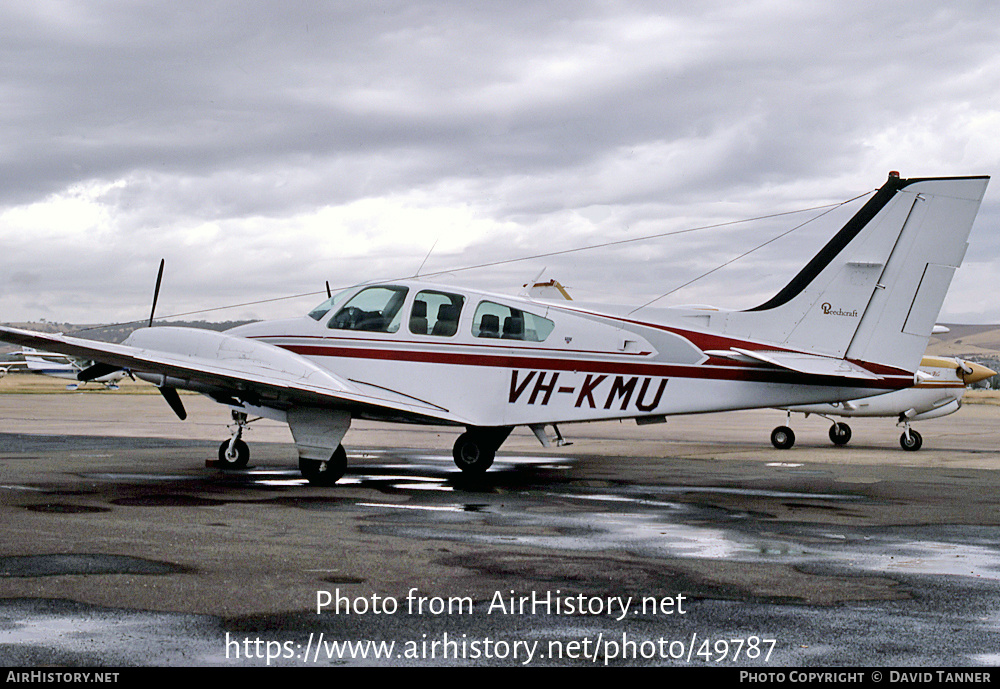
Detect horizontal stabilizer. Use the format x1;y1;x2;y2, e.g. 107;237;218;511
707;347;881;380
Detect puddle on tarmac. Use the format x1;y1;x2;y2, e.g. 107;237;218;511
0;554;189;577
42;451;1000;582
0;599;221;666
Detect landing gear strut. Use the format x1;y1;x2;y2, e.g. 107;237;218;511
218;411;251;469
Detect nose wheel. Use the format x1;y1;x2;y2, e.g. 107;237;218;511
218;411;251;469
770;425;795;449
218;438;250;468
900;427;923;451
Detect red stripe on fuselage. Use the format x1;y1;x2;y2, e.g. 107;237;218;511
273;340;909;390
537;304;912;379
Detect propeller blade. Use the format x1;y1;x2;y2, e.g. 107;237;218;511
158;386;187;420
149;258;165;328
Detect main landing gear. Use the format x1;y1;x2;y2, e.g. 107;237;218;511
216;416;513;485
770;407;854;450
299;445;348;486
771;419;852;450
216;410;350;485
452;427;513;475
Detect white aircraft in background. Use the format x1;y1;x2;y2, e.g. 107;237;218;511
0;347;128;389
770;353;996;451
0;173;989;484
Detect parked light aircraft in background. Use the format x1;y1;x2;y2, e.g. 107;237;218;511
0;174;990;484
0;347;128;390
770;354;996;451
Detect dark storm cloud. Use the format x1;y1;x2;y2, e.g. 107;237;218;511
0;1;997;323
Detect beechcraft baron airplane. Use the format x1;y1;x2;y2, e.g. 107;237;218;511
0;173;990;484
770;353;996;451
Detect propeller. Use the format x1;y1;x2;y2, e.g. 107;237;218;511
158;385;187;421
78;258;187;421
957;359;997;385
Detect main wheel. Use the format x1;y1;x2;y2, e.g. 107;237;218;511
900;429;923;451
300;445;348;486
453;432;496;474
829;422;852;446
218;438;250;469
770;426;795;450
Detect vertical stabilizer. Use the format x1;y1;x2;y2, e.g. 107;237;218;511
718;174;989;374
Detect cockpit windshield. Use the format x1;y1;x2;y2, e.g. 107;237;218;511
327;285;409;333
307;288;352;321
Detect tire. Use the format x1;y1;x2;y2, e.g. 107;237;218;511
453;432;496;474
829;422;852;446
900;429;923;451
300;445;348;486
770;426;795;450
218;438;250;469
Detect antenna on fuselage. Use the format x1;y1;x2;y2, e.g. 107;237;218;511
415;238;439;277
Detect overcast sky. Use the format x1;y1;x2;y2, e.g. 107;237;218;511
1;1;997;327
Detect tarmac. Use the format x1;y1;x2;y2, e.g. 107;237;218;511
2;377;1000;666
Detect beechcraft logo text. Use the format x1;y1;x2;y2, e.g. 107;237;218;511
821;302;858;317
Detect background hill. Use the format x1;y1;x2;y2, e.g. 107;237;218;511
926;324;1000;358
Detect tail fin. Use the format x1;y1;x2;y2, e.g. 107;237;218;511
720;173;989;373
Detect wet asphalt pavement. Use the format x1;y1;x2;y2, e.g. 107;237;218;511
2;392;1000;666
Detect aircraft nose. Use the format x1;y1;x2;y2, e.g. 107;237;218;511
961;360;997;384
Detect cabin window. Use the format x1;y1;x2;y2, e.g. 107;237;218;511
327;286;409;333
472;301;555;342
307;288;352;321
409;290;465;337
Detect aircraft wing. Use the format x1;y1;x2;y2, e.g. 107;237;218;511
0;326;467;425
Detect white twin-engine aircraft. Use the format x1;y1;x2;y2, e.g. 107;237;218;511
0;173;990;484
772;354;996;451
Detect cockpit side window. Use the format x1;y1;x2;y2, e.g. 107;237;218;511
409;290;465;337
327;286;409;333
472;301;555;342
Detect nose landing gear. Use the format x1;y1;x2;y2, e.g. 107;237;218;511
217;411;251;469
